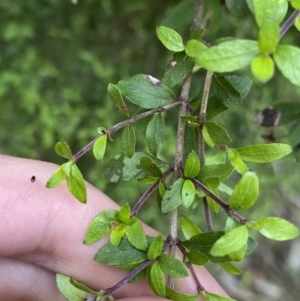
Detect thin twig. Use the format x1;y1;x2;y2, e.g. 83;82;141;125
191;178;248;224
193;0;204;30
198;71;214;230
72;101;181;162
176;241;205;292
279;10;300;40
104;237;173;297
131;165;174;216
168;74;193;289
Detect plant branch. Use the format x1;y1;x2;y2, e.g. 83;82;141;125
191;178;248;224
72;101;181;162
131;165;174;216
176;241;205;292
193;0;204;30
279;10;300;40
168;74;193;289
198;71;214;230
103;237;173;297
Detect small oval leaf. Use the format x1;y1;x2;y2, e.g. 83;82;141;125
84;209;118;244
148;262;166;297
236;143;292;163
146;113;165;156
251;54;274;83
156;26;185;52
158;253;188;278
66;164;87;203
184;151;200;178
210;226;248;257
227;148;248;175
180;215;202;240
229;170;259;210
93;134;107;161
182;179;196;208
249;217;300;241
147;235;163;260
46;165;67;188
125;217;148;251
55;140;73;160
122;125;136;158
107;83;129;117
161;178;184;214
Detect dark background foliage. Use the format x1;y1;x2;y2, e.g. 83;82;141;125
1;1;300;300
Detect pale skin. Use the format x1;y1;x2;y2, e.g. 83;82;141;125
0;155;228;301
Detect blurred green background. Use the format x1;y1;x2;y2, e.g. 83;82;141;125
1;1;300;300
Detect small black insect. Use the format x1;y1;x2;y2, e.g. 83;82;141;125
31;176;36;183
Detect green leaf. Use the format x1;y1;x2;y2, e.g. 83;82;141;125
210;74;252;108
249;217;300;240
197;164;234;181
195;40;259;72
93;134;107;161
158;253;188;278
125;217;148;251
228;244;247;261
186;251;209;265
182;231;225;254
219;262;244;275
229;170;259;210
94;237;147;266
122;125;136;158
225;0;248;18
118;203;131;224
184;151;200;178
163;55;194;87
295;15;300;31
225;216;241;233
227;148;248;174
210;226;248;257
204;292;237;301
206;152;226;165
161;178;184;213
110;225;125;246
156;26;185;52
185;39;207;58
182;180;195;209
147;235;163;260
203;125;215;148
148;262;165;297
107;83;129;117
236;143;292;163
138;176;159;184
56;274;87;301
206;184;220;214
258;22;279;53
70;278;99;294
55;140;73;160
165;287;199;301
203;121;231;146
140;156;163;177
180;215;202;240
189;28;206;40
251;54;275;82
253;0;287;26
66;164;87;203
146;113;165;156
292;0;300;9
118;74;175;109
273;45;300;87
84;209;118;244
273;102;300;125
46;164;67;188
104;152;166;183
